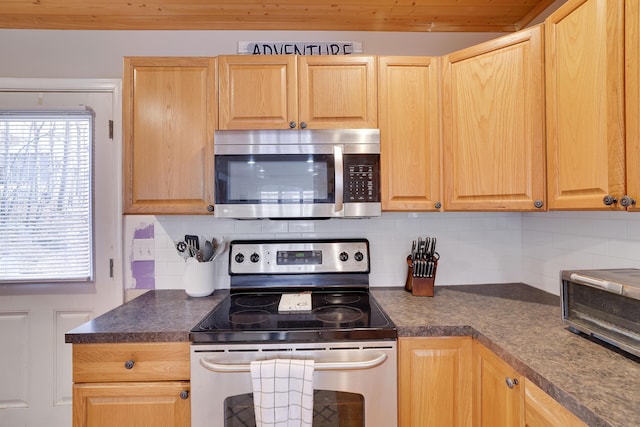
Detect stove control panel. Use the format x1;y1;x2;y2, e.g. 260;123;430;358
229;239;370;275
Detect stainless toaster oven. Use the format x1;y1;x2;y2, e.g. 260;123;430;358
561;268;640;358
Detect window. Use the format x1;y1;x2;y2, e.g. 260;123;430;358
0;108;94;283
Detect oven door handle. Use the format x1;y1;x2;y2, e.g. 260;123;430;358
199;353;388;373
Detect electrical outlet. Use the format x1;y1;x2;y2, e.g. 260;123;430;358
132;239;155;261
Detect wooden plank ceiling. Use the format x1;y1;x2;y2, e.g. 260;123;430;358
0;0;557;32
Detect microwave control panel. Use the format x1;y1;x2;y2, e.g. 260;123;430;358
344;155;380;202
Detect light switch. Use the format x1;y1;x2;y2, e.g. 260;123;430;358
132;239;155;261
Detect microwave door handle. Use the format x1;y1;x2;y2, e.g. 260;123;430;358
334;145;344;214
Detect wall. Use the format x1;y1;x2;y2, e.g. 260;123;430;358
2;0;577;298
0;0;568;78
125;212;523;293
522;211;640;294
126;210;640;297
0;30;505;79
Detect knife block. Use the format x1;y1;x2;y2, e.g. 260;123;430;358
404;256;437;297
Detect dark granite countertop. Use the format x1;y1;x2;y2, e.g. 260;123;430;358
65;284;639;427
65;290;228;343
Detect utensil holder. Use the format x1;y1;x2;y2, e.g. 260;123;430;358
183;258;216;297
405;255;437;297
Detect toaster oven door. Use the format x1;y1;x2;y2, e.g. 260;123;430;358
562;278;640;357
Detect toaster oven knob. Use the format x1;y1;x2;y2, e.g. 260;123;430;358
339;252;349;262
235;253;245;263
354;251;364;262
250;253;260;263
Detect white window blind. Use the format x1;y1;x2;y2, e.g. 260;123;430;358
0;109;94;283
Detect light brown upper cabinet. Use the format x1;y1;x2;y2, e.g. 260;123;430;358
441;25;546;211
378;56;441;211
123;57;216;214
545;0;627;210
626;0;640;211
218;55;377;130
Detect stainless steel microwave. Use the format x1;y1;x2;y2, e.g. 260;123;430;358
561;268;640;358
213;129;381;219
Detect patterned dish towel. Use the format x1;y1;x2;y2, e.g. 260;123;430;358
250;359;315;427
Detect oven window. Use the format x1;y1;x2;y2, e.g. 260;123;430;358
224;390;364;426
215;154;334;204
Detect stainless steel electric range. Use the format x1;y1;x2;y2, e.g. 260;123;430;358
190;238;398;427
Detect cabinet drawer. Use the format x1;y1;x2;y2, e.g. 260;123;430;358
73;342;190;383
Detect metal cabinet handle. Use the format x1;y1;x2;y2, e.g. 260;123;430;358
200;353;388;373
620;195;636;207
300;121;307;129
505;377;519;389
603;195;618;206
207;205;214;213
124;360;135;369
289;121;296;129
434;201;442;209
533;200;544;209
180;390;189;400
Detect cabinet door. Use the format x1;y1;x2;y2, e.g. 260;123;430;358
442;25;546;211
545;0;625;210
524;379;588;427
218;55;298;129
73;381;190;427
398;337;472;427
378;56;441;211
473;342;524;427
123;57;216;214
626;0;640;211
298;55;377;129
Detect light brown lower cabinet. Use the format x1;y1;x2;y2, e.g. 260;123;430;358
398;337;473;427
72;342;190;427
73;382;190;427
399;338;587;427
524;378;588;427
473;340;525;427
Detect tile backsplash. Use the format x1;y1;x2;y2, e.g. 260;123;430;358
124;212;522;292
522;211;640;294
124;211;640;296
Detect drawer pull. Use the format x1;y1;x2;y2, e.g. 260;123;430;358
180;390;189;400
124;360;135;369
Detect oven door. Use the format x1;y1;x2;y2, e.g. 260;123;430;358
190;341;397;427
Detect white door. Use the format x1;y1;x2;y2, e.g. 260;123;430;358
0;80;122;427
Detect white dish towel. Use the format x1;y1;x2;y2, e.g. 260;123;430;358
250;359;315;427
